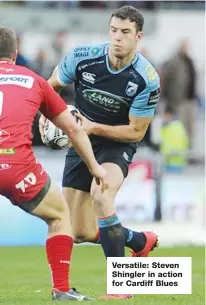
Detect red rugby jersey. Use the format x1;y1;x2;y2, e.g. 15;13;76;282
0;61;67;163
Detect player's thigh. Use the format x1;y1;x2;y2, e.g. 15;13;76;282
63;187;98;241
91;144;136;216
93;143;136;197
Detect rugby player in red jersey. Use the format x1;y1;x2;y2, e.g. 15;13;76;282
0;27;108;301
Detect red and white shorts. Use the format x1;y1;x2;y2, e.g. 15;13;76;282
0;161;50;212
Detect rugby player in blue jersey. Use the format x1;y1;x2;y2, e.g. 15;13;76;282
39;5;160;299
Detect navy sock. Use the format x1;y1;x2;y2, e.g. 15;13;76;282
93;226;146;253
98;214;125;257
123;228;146;252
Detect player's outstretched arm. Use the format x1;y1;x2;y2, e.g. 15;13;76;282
39;75;108;192
75;112;152;143
52;109;108;192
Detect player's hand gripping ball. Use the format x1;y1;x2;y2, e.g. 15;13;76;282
44;105;81;149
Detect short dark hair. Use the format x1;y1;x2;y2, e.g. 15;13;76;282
111;5;144;32
0;27;17;59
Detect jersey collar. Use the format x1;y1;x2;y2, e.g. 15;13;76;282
104;44;139;74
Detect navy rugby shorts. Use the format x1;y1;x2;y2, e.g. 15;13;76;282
62;140;137;192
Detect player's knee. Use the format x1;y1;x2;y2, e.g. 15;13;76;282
91;183;115;205
91;184;118;217
92;191;114;216
46;206;70;233
91;189;106;206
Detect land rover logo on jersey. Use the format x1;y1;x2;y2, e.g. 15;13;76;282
82;89;129;113
125;81;138;97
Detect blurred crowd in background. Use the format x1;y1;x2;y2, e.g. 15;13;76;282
1;0;205;10
0;0;205;172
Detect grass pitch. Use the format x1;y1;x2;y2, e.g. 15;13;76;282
0;245;204;305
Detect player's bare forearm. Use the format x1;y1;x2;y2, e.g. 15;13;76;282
91;122;149;143
76;113;152;143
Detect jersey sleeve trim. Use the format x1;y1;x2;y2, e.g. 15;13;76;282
56;68;70;87
129;76;160;118
129;106;156;118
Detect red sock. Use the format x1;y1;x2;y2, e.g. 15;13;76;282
46;235;73;292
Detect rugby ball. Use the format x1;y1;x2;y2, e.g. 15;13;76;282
44;105;81;150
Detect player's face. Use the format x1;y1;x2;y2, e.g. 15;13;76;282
109;17;143;59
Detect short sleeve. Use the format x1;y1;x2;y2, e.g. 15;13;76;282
39;77;67;120
56;49;77;86
129;76;160;118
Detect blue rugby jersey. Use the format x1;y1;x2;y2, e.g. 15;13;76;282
57;42;160;127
